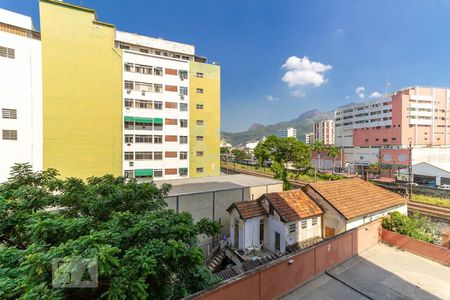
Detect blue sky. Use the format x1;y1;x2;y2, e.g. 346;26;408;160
3;0;450;132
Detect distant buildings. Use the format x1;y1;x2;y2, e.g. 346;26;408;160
305;132;314;145
1;1;221;182
335;86;450;174
0;9;42;181
313;119;334;145
275;127;297;139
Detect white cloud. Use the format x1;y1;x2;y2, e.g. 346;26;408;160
345;96;350;100
265;94;279;102
355;86;365;99
282;56;332;87
369;91;382;98
330;28;344;36
290;89;306;98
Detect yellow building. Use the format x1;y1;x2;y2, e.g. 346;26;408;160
189;61;221;178
40;0;122;179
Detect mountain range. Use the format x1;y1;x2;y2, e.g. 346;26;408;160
221;109;334;146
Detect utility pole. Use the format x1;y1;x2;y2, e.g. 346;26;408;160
408;139;413;201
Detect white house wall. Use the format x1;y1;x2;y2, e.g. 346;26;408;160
345;204;407;231
286;217;322;246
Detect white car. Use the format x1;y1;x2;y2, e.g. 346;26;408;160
437;184;450;190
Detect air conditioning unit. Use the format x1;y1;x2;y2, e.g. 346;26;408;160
127;143;131;146
129;162;134;167
180;95;185;100
127;89;131;94
142;91;145;96
126;108;130;112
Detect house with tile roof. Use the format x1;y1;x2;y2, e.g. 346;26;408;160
227;189;323;254
304;178;407;238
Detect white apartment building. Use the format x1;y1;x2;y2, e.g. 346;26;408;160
276;127;297;139
305;132;314;145
116;31;192;180
313;119;335;145
0;9;42;182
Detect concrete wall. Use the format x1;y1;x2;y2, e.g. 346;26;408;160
382;229;450;266
346;204;407;231
188;219;383;300
40;0;122;179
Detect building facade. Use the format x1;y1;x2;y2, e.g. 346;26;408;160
0;9;42;182
305;132;314;145
275;127;297;139
313;119;334;145
4;0;221;182
335;86;450;173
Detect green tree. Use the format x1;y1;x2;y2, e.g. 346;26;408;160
0;163;220;299
382;211;438;244
326;146;340;171
253;135;311;189
367;163;381;177
220;147;230;154
231;148;249;161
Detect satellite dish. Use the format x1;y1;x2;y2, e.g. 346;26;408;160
287;236;295;245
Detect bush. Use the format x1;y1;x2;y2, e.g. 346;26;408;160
382;212;438;244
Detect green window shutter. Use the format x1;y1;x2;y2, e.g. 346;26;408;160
153;118;163;124
124;116;135;122
135;169;153;177
135;117;153;124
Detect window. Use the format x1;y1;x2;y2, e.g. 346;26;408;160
275;232;281;251
179;168;188;177
180;152;188;160
154;169;163;177
2;109;17;119
179;70;188;79
124;170;134;179
125;81;134;90
180;119;188;128
154;135;163;144
124;121;134;130
154;67;163;76
124;152;134;160
196;88;204;94
154;123;163;131
196;104;204;110
154;84;163;93
135;135;152;143
154;50;161;55
154;152;163;160
196;151;204;157
124;135;133;143
2;130;17;140
289;223;297;233
312;217;318;226
179;87;188;96
180;136;188;144
196;167;204;173
135;64;152;74
119;44;129;50
154;101;163;110
139;48;148;53
301;220;307;229
124;63;134;72
269;204;274;216
196;120;204;125
383;138;388;142
196;72;204;78
135;99;152;109
135;152;152;160
196;136;204;141
135;121;152;130
124;99;134;108
135;82;152;92
0;46;15;59
180;103;188;112
182;55;190;60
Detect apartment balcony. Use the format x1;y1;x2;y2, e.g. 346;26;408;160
409;102;433;110
410;94;433;101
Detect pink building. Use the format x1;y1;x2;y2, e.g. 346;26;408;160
335;86;450;174
313;119;334;146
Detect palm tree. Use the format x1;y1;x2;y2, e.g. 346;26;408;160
311;141;325;171
326;146;340;172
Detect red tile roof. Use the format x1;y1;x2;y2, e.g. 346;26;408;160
308;178;406;220
227;200;267;220
262;189;323;222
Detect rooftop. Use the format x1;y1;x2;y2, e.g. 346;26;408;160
280;244;450;300
157;174;282;197
261;189;323;222
308;178;405;220
227;200;267;220
0;8;34;30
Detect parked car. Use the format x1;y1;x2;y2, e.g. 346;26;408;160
437;184;450;190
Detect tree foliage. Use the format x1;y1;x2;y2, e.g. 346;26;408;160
382;211;438;244
253;135;311;189
0;164;220;299
231;148;249;161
